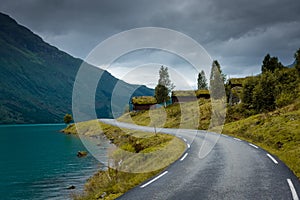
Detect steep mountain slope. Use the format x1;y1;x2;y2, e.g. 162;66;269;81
0;13;153;124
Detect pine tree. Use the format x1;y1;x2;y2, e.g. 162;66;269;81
158;66;175;92
197;70;208;90
155;66;175;105
261;54;283;73
210;61;226;99
154;84;169;104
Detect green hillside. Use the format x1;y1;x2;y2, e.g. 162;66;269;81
0;13;153;124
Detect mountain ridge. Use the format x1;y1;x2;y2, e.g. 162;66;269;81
0;12;153;124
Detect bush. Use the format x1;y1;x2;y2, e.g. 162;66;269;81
276;92;295;108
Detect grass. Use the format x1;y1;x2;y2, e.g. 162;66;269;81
222;99;300;178
63;120;186;200
172;89;209;97
131;96;157;104
64;84;300;200
119;98;212;130
118;94;300;179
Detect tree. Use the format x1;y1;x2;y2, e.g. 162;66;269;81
155;66;175;105
241;76;259;108
261;54;284;73
252;71;276;112
64;113;73;124
211;60;226;83
210;60;226;99
154;84;169;104
197;70;208;90
158;66;175;93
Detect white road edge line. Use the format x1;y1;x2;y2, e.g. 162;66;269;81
267;153;278;164
233;137;241;141
140;171;168;188
183;138;187;142
287;179;299;200
187;143;190;148
223;135;229;138
248;143;259;149
180;153;188;161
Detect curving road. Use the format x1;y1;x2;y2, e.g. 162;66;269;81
99;119;300;200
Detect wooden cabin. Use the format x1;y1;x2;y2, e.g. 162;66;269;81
172;90;210;103
131;96;157;111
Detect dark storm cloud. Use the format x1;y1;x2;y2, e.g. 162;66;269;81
0;0;300;76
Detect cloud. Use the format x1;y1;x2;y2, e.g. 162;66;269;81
106;49;202;90
0;0;299;79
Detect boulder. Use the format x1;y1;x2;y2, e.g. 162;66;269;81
77;151;88;157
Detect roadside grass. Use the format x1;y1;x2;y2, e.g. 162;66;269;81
63;121;186;200
118;96;300;179
64;88;300;199
222;99;300;178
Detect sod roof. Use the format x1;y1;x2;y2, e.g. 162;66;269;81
131;96;157;105
172;90;210;97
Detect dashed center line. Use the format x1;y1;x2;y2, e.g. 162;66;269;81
187;143;190;148
183;138;187;142
140;171;168;188
180;153;188;161
287;179;299;200
248;143;258;149
233;137;241;141
267;153;278;164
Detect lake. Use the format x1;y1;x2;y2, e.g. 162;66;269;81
0;124;102;200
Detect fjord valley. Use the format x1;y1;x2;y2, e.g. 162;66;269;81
1;5;300;200
0;12;154;200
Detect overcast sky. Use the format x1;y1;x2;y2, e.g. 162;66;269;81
1;0;300;89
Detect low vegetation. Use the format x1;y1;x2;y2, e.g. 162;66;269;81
63;121;185;200
223;98;300;178
118;53;300;179
66;50;300;200
119;98;212;130
120;94;300;179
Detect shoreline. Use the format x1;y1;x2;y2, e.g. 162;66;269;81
62;121;186;200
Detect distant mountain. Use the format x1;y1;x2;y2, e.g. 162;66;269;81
0;13;153;124
286;60;296;68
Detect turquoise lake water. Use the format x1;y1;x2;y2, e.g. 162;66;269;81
0;124;102;200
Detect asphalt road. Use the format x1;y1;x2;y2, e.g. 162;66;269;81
99;119;300;200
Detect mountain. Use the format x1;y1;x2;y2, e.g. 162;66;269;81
286;60;296;68
0;13;153;124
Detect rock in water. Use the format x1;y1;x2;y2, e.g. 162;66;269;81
67;185;75;190
77;151;88;157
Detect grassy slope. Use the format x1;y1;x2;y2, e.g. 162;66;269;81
222;99;300;178
118;98;300;179
63;121;185;199
119;99;212;130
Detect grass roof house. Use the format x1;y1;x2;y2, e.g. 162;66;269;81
131;96;157;111
171;89;210;103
